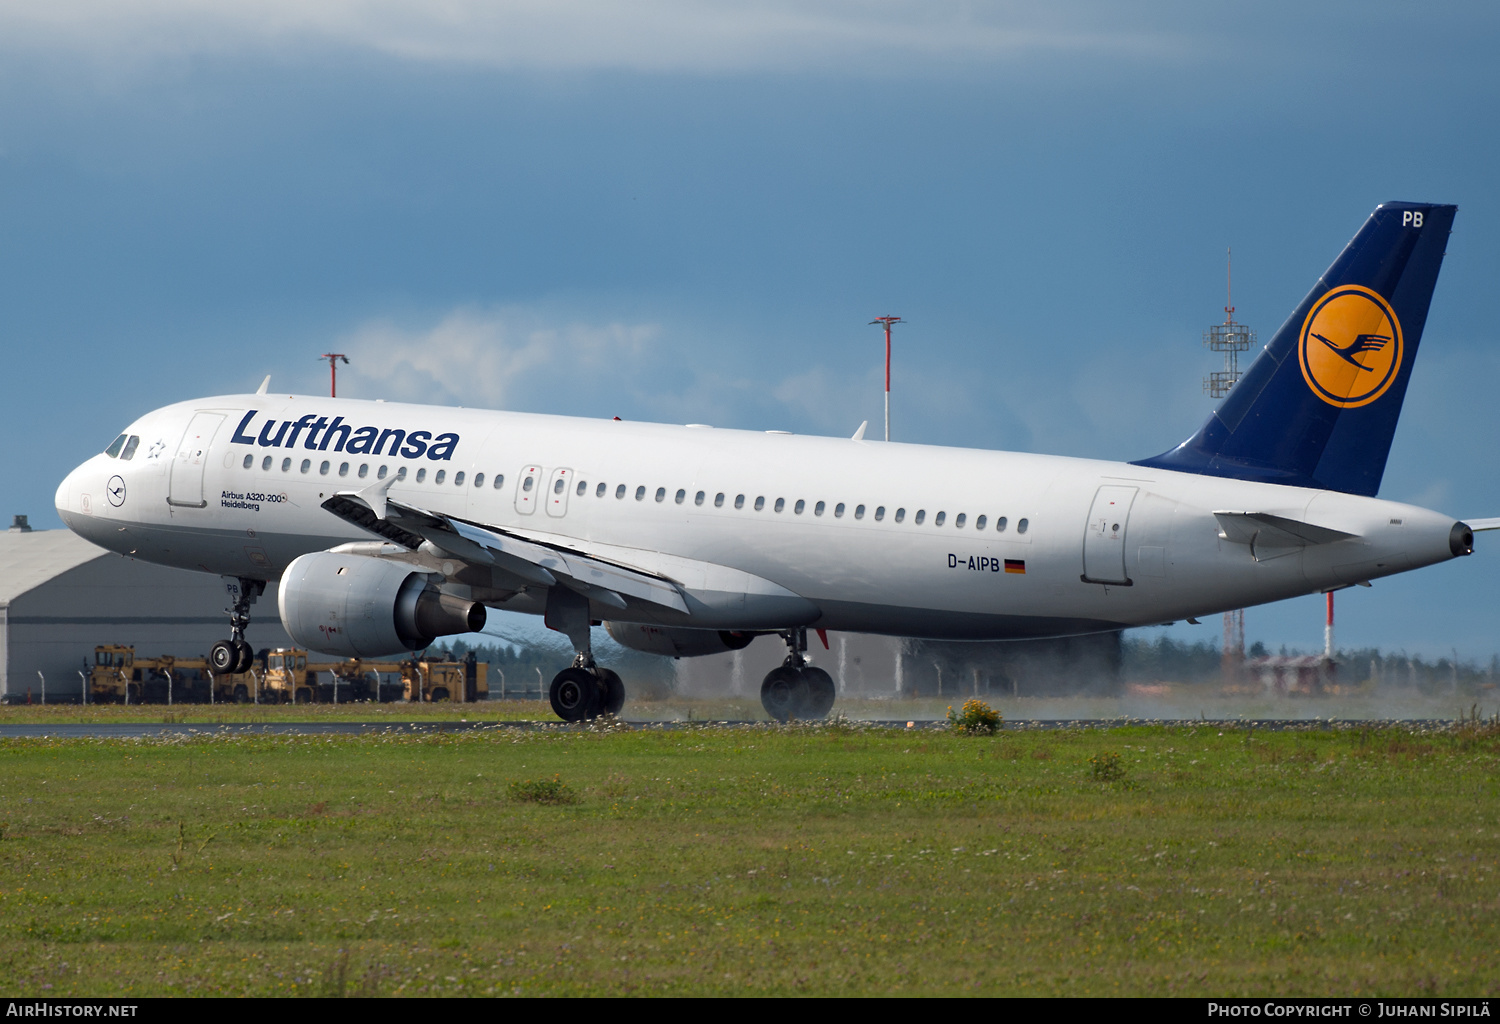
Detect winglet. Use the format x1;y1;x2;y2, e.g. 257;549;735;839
255;375;271;396
353;474;399;521
851;420;867;441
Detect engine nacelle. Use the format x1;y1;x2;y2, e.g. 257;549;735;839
279;551;486;658
605;621;758;658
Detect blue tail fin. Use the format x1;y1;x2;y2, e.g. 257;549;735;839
1132;201;1455;496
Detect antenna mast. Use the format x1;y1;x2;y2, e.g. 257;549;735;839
869;316;903;441
319;353;349;398
1204;248;1254;398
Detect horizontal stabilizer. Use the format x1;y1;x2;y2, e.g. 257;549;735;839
1214;511;1358;549
1463;517;1500;532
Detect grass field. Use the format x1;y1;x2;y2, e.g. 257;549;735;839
1;717;1498;996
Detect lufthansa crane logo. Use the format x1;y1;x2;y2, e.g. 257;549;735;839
1298;284;1403;409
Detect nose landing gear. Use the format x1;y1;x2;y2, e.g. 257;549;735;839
209;577;264;675
760;627;836;722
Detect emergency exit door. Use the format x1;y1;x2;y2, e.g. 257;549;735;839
1082;485;1137;585
167;412;225;508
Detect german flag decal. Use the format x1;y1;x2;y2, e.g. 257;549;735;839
1004;559;1026;574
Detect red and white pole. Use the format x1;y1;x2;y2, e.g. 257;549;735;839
320;353;349;398
869;316;903;441
1324;591;1335;661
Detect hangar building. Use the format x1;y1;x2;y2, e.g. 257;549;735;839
0;517;292;702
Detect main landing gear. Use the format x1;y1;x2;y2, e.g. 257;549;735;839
545;586;625;723
209;577;264;676
760;627;836;723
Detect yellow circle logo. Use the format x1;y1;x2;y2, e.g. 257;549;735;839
1298;285;1403;409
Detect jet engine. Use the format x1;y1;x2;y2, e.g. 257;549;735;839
279;551;486;658
605;621;758;658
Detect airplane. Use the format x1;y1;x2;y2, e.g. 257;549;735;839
55;201;1498;722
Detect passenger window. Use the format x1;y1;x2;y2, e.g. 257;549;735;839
262;456;273;471
754;496;765;511
1018;518;1029;534
814;501;824;516
655;487;666;503
954;513;965;528
243;455;254;470
695;491;705;506
873;506;883;521
283;458;292;472
735;494;745;509
416;468;426;483
121;436;140;460
553;478;563;494
915;510;926;525
675;489;686;504
576;480;586;496
934;511;945;526
854;504;864;519
636;486;646;501
714;493;724;507
105;434;127;458
474;473;485;488
996;516;1008;532
597;483;606;497
339;462;350;477
493;474;505;490
301;459;311;474
795;499;806;514
358;464;369;479
523;477;534;492
774;498;785;513
895;508;906;523
454;471;465;486
378;465;388;479
834;502;844;517
974;514;986;530
319;461;330;475
435;470;446;484
617;484;626;499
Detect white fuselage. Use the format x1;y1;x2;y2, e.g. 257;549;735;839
55;394;1462;642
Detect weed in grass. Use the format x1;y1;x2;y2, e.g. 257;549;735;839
946;699;1001;736
507;775;577;804
1088;750;1126;782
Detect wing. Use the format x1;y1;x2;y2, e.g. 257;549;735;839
318;475;821;628
322;482;688;614
1463;517;1500;532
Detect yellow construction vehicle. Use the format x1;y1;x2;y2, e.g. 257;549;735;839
86;645;260;703
257;647;488;703
402;651;488;702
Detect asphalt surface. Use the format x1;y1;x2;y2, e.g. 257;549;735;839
0;718;1469;738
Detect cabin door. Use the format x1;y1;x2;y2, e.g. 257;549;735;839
167;412;225;508
1082;485;1137;585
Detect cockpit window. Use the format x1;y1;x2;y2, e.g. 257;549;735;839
120;436;140;460
104;434;127;458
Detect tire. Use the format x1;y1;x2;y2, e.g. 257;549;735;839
209;640;238;674
599;669;625;716
233;684;249;703
550;667;602;722
760;665;809;723
431;687;450;702
801;666;836;719
233;640;255;675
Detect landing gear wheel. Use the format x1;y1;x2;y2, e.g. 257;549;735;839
802;666;836;719
761;665;809;723
209;640;238;674
599;669;625;716
550;667;602;723
232;639;254;674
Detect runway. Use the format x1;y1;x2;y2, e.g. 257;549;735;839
0;718;1467;738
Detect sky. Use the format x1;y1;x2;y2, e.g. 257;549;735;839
2;1;1498;659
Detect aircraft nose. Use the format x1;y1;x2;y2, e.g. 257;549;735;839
55;458;93;521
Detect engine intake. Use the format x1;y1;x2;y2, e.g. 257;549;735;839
279;551;486;658
605;621;758;658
